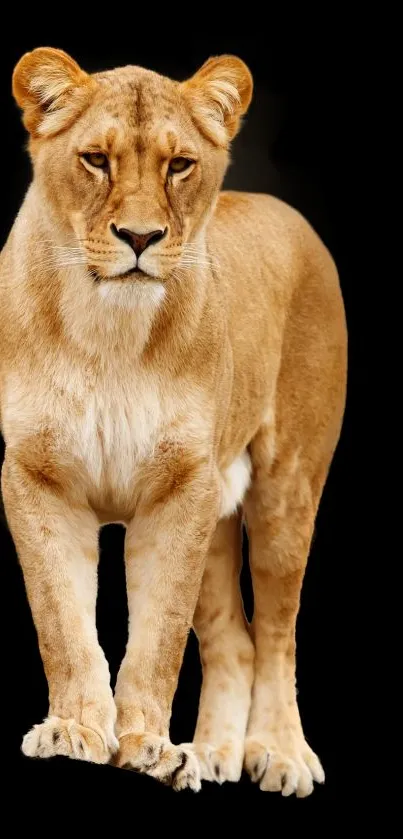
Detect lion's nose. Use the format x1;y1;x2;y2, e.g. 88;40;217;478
111;224;167;258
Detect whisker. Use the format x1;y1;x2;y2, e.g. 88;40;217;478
179;261;212;268
179;257;212;263
56;261;88;268
183;244;219;264
182;246;210;253
182;245;211;252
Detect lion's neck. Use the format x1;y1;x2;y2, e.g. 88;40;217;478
58;267;165;359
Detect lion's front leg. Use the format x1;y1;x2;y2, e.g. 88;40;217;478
2;451;117;765
114;445;219;791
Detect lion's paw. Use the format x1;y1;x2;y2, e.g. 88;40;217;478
22;715;118;765
117;732;201;792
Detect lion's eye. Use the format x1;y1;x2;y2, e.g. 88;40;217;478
168;157;194;175
82;152;108;169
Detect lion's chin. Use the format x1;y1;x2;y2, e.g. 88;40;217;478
95;277;166;308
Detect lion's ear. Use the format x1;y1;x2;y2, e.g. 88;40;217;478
181;55;253;147
12;47;93;137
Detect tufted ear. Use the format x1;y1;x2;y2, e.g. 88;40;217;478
181;55;253;147
12;47;94;138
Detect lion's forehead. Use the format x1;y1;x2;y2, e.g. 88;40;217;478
76;69;191;154
93;67;180;121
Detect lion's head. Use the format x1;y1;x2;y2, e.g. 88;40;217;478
12;48;252;284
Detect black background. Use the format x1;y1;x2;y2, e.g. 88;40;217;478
0;24;364;815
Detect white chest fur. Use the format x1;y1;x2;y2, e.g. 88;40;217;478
78;383;162;492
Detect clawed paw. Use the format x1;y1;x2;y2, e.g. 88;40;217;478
116;732;201;791
22;715;118;765
191;740;244;784
244;736;325;798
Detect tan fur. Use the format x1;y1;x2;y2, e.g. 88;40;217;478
0;48;347;795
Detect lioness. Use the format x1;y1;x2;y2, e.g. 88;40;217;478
0;48;347;796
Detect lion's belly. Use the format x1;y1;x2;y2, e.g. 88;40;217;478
218;451;252;519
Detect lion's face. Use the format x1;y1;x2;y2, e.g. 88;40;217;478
12;50;253;284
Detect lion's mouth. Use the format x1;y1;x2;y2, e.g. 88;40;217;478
90;266;149;282
114;267;148;280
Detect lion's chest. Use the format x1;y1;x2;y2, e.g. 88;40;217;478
2;370;254;524
75;383;163;503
